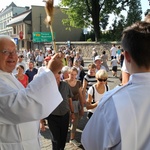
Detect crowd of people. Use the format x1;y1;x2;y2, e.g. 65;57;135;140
0;35;125;149
1;14;150;150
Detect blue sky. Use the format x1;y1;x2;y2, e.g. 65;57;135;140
141;0;149;19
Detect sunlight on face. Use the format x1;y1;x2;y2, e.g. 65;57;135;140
0;39;18;73
69;71;77;79
88;68;96;75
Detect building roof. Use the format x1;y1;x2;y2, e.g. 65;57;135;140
4;2;17;11
7;10;31;26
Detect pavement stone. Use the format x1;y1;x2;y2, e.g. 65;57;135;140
40;70;121;150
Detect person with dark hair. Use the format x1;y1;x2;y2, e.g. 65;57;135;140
25;61;38;82
15;65;29;87
119;49;124;67
116;46;121;62
82;21;150;149
121;13;150;86
101;50;109;72
13;54;26;75
42;71;75;150
111;56;118;77
82;63;97;103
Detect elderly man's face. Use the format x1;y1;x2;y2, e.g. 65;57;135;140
0;38;18;73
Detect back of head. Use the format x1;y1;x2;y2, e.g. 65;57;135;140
122;21;150;69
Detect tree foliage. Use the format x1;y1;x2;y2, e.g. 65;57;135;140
101;15;126;41
125;0;142;27
60;0;130;42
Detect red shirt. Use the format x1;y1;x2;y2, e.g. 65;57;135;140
18;74;29;87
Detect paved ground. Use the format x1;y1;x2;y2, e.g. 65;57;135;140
40;69;121;150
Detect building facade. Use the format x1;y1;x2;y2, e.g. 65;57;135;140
4;4;82;50
0;2;29;36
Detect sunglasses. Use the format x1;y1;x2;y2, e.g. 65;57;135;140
98;78;107;82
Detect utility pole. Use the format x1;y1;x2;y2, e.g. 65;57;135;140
38;14;42;49
39;14;42;32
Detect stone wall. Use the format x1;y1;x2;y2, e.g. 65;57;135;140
56;41;121;59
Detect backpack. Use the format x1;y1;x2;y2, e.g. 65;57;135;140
91;84;108;104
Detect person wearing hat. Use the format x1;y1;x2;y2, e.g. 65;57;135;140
94;55;106;72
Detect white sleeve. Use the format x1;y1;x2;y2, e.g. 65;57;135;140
0;70;62;124
81;95;120;150
121;60;129;73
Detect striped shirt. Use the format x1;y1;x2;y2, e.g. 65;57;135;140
84;74;97;91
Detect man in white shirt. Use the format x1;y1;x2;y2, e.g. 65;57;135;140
0;35;63;150
35;50;45;67
81;21;150;150
110;44;117;60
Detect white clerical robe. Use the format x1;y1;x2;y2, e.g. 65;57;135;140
81;73;150;150
0;70;62;150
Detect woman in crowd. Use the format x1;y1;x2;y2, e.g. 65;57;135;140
15;65;28;87
101;50;109;72
86;69;109;119
73;60;86;84
65;67;84;147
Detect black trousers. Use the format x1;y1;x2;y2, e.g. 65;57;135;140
47;112;70;150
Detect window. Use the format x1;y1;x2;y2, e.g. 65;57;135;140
22;40;24;48
13;27;16;34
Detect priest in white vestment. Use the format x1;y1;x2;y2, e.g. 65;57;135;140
81;21;150;150
0;35;63;150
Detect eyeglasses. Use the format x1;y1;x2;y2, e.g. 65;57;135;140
98;78;107;82
0;50;18;56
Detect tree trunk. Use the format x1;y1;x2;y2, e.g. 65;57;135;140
91;0;100;42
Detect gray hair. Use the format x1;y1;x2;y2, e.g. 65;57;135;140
61;66;70;73
0;35;15;44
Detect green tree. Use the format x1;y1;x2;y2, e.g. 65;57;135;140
111;15;126;41
125;0;142;27
101;14;126;41
60;0;130;42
